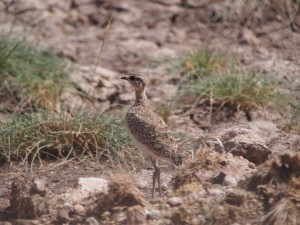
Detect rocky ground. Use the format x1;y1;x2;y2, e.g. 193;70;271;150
0;0;300;224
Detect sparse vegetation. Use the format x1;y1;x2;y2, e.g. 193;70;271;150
285;102;300;134
175;49;230;79
176;50;278;111
206;70;276;110
0;110;138;168
220;0;300;31
0;35;66;113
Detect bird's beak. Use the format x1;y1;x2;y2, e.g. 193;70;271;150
120;76;128;80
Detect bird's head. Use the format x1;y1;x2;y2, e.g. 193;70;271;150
121;73;148;92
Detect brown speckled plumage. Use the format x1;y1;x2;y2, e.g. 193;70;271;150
126;104;181;166
122;73;181;166
121;73;181;198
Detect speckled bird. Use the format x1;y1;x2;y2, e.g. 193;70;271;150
121;73;182;198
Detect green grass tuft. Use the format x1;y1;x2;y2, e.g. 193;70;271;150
0;35;66;113
0;111;139;168
181;69;278;111
174;49;279;111
175;49;230;79
212;70;276;110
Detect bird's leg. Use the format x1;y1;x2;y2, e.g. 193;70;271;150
156;164;162;197
150;158;162;198
150;158;157;198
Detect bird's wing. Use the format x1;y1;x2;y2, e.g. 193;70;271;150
126;107;178;161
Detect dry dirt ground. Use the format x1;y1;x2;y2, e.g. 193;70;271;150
0;0;300;224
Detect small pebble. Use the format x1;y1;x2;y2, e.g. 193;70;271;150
101;211;111;219
32;179;46;194
74;204;86;216
57;209;70;222
63;203;73;211
84;217;99;225
209;188;225;196
145;208;160;219
167;197;183;207
0;222;13;225
223;175;237;187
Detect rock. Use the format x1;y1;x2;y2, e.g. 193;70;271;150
221;153;257;182
94;66;118;79
181;0;207;7
268;133;300;154
57;177;109;204
77;177;109;192
154;0;181;5
108;175;149;207
212;171;226;184
32;179;46;195
0;2;5;12
84;217;99;225
281;152;300;174
0;222;12;225
6;179;48;219
73;204;86;216
63;203;73;211
225;191;244;206
209;188;225;196
145;208;160;219
112;207;127;223
223;175;237;187
135;175;149;189
248;120;278;140
126;205;147;225
221;127;271;164
57;209;70;223
147;84;177;102
173;148;257;192
213;172;237;186
161;183;169;192
167;197;183;207
239;28;260;46
65;65;126;110
60;88;101;112
101;211;111;220
119;92;134;103
55;175;148;221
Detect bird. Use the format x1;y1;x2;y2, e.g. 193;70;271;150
121;73;182;198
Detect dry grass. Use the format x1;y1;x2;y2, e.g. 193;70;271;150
175;49;230;79
171;48;281;113
263;199;298;225
218;0;300;31
0;111;139;169
179;66;278;112
285;102;300;134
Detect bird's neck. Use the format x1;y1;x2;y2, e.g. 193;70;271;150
134;89;148;106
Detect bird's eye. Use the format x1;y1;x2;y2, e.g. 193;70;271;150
129;75;135;81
